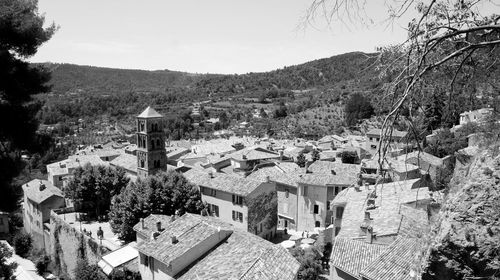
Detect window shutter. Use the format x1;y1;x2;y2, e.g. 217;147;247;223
239;212;243;222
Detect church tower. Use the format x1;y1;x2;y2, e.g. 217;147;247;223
136;106;167;179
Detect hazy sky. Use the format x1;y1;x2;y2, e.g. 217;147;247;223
31;0;415;74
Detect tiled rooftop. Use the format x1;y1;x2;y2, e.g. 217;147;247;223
308;161;360;178
231;147;280;161
110;153;137;173
178;225;299;280
396;151;444;167
360;236;423;280
133;214;173;238
184;169;265;196
330;237;387;278
22;179;64;204
137;106;163;118
135;213;299;280
334;179;430;239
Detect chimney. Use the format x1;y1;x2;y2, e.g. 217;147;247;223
171;235;178;244
171;215;176;222
366;226;375;244
141;218;145;229
242;154;247;160
266;176;271;183
156;221;162;232
364;211;371;221
364;182;370;190
208;172;214;179
39;181;46;191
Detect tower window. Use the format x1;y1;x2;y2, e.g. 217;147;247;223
140;160;144;168
156;139;160;148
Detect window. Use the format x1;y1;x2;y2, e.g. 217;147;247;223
156;139;160;148
302;186;308;196
285;189;289;198
313;205;319;214
336;207;344;219
334;187;340;195
140;160;145;168
151;140;155;149
327;201;331;211
370;144;377;149
210;189;217;197
208;203;219;217
232;194;243;205
232;211;243;222
315;221;321;227
259;223;263;233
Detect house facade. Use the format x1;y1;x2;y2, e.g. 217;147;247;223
183;169;277;240
22;179;65;250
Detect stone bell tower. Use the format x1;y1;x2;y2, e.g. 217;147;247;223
136;106;167;179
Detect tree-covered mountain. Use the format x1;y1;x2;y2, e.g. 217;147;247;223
37;51;379;96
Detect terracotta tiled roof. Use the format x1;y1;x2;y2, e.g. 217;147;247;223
178;228;299;280
137;106;163;118
334;179;430;239
184;169;265;196
110;153;137;173
22;179;64;204
330;237;387;278
360;237;422;280
231;147;280;161
136;213;299;280
396;151;444;167
133;214;172;238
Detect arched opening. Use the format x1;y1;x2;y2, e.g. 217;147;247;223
315;221;321;228
156;139;160;148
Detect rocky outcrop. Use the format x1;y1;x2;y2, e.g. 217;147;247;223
422;149;500;279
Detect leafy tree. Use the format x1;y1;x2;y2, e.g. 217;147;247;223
64;164;129;218
290;247;323;280
74;258;106;280
13;232;32;258
219;111;229;128
296;152;306;168
108;170;204;242
274;102;288;119
259;108;268;118
0;242;17;280
110;269;142;280
344;93;374;126
311;149;320;162
0;0;56;211
340;151;358;164
35;255;50;276
424;90;445;131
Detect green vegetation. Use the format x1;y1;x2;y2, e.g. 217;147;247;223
64;164;130;218
246;191;278;235
74;258;106;280
35;255;50;276
296;152;306;167
340;151;358;164
344;93;374;126
0;242;17;280
13;232;33;258
108;171;204;242
290;247;324;280
0;0;55;211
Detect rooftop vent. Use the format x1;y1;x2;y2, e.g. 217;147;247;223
242;155;247;160
171;235;178;244
156;221;162;232
331;170;336;175
39;181;46;191
152;231;161;240
208;172;214;178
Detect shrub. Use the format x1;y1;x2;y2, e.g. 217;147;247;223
35;255;50;275
14;232;32;258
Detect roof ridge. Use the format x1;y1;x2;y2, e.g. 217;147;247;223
238;247;270;279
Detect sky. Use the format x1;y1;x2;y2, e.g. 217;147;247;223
31;0;415;74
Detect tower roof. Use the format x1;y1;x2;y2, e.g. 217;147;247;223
137;106;163;118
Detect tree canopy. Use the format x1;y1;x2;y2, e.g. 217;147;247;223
0;0;56;211
64;164;130;218
0;242;17;280
108;170;204;242
344;93;374;126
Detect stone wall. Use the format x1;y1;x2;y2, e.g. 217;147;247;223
48;209;109;279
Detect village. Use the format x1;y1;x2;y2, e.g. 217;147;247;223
6;105;491;280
